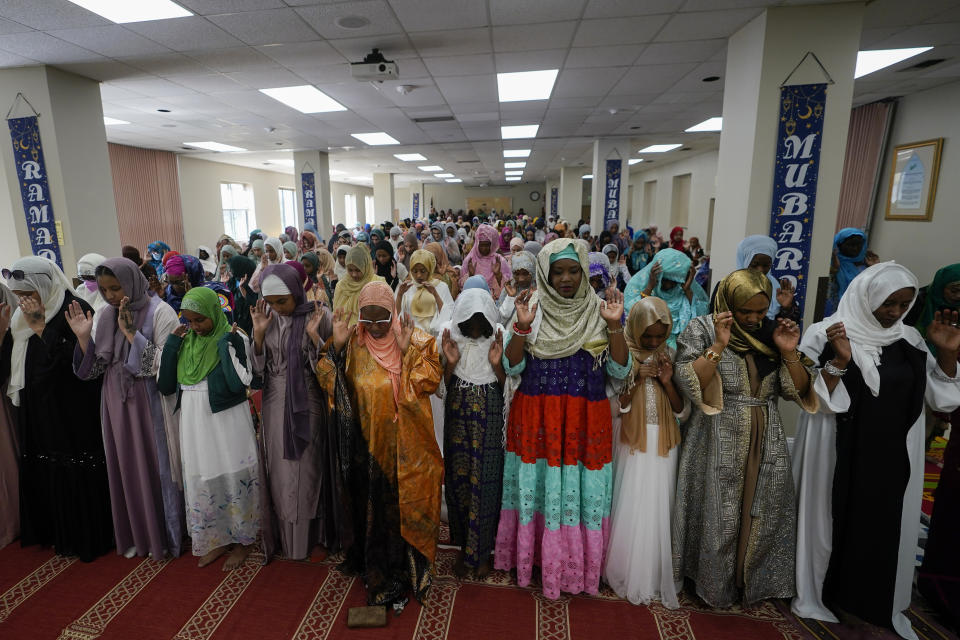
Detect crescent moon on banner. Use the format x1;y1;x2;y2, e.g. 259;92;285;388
798;105;813;120
18;139;30;150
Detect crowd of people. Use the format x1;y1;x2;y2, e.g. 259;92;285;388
0;207;958;638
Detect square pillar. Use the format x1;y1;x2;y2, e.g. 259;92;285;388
558;166;585;225
373;172;395;225
294;150;332;240
588;138;632;233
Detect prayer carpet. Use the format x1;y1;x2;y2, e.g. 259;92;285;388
0;540;956;640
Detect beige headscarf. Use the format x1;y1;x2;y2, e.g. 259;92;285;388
409;249;442;322
332;245;383;326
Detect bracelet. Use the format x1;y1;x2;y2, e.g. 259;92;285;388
606;326;624;334
703;349;722;363
512;322;532;336
823;360;847;377
782;351;802;364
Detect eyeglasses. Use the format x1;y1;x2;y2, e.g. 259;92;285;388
358;312;392;326
2;269;51;282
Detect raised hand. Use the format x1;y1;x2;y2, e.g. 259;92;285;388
172;324;189;338
683;264;695;292
398;312;414;354
713;311;733;348
618;254;627;266
441;328;460;366
488;328;504;366
492;259;502;283
0;303;10;337
657;351;674;385
397;281;412;297
250;298;273;341
118;296;136;343
825;321;851;365
65;300;93;341
504;280;517;298
19;296;46;335
331;308;353;351
928;309;960;356
260;254;268;268
776;278;795;310
515;289;538;330
772;317;801;354
467;259;476;277
238;273;249;295
600;288;624;324
644;262;662;295
306;302;324;347
390;262;397;279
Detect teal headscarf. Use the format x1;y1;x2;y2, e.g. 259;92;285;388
624;248;709;348
917;263;960;356
177;287;231;386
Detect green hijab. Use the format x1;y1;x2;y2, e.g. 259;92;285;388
177;287;231;386
918;263;960;355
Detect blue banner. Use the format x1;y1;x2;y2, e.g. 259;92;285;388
550;186;558;218
768;83;827;318
604;158;622;230
412;192;420;220
8;116;62;268
301;171;316;229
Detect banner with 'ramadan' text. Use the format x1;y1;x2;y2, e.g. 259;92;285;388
8;115;62;268
301;171;316;229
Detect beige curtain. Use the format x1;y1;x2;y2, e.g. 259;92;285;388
835;101;894;231
108;143;184;254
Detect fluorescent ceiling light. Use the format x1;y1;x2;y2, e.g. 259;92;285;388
504;162;526;169
505;170;524;176
497;69;559;102
350;132;400;146
184;141;246;152
855;47;932;78
434;173;454;178
628;158;644;165
501;124;539;139
582;174;593;180
394;153;427;161
445;178;463;183
66;0;191;23
506;177;522;182
259;85;346;114
639;143;681;153
328;169;346;175
103;116;129;125
504;149;531;158
685;117;722;132
418;165;443;171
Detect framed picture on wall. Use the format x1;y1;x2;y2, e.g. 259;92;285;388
884;138;943;221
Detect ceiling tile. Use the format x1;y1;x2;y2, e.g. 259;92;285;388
208;9;319;45
54;60;143;81
548;96;603;108
863;0;949;28
494;22;578;52
255;41;348;69
609;62;698;94
668;62;726;92
410;28;492;57
0;0;111;30
564;45;643;69
583;0;684;18
290;63;354;84
295;1;403;40
107;77;202;98
489;0;588;26
495;49;568;72
384;83;447;108
0;49;37;67
553;67;629;97
0;18;36;36
680;0;778;10
423;53;495;76
186;47;278;72
435;75;499;104
872;22;960;48
573;15;670;46
126;17;243;51
318;82;396;109
166;73;247;92
177;0;287;14
0;32;103;64
47;25;171;58
101;84;148;100
328;34;418;61
654;9;763;42
224;67;306;88
388;0;489;31
634;39;726;65
120;53;212;76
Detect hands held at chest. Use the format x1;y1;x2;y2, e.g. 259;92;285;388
772;317;801;355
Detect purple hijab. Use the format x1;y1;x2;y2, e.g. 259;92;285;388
94;257;157;398
262;263;315;460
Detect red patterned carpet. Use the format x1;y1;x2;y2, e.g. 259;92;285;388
0;536;955;640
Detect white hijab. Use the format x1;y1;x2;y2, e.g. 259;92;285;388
7;256;74;406
265;237;284;265
74;252;107;310
824;261;918;396
441;288;503;386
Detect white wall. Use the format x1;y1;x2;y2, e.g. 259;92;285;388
868;80;960;286
329;181;374;229
420;182;547;219
627;151;719;246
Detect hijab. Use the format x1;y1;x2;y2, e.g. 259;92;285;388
460;224;512;295
916;263;960;356
6;256;74;406
284;226;299;244
409;249;442;323
76;253;107;306
669;226;685;251
227;254;256;291
356;281;403;418
262;264;316;459
588;251;611;289
498;227;513;254
424;241;453;278
736;235;783;319
176;287;232;386
522;238;609;360
282;241;300;261
315;248;335;279
264;237;284;265
713;269;779;360
333;245;383;327
823;261;918;396
300;252;320;284
622;297;681;457
285;259;312;292
463;275;490;292
511;250;536;280
443;287;503;386
373;240;397;282
147;241;170;275
197;245;217;277
833;228;868;301
523;240;541;256
444;223;461;263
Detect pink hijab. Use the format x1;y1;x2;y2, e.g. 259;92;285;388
459;224;512;297
356;281;403;419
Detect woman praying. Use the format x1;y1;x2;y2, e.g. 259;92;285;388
332;245;383;328
460;224;512;300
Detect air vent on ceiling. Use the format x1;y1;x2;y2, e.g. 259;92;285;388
412;115;456;123
900;58;946;70
457;159;481;163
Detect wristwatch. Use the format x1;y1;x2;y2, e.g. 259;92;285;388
703;349;722;363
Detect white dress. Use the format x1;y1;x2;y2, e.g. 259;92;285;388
603;369;689;608
792;324;960;639
178;337;260;556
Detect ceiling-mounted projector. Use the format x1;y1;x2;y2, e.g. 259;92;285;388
351;48;398;82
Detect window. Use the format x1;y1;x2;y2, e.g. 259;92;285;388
364;195;375;223
344;193;358;228
221;182;256;239
279;187;298;230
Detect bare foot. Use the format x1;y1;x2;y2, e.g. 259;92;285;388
453;550;467;578
223;544;253;571
198;545;230;568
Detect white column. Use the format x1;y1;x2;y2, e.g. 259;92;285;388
0;66;119;278
293;149;332;239
373;172;395;225
711;3;863;325
588;138;632;234
558;166;584;225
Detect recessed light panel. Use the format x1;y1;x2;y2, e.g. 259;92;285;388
504;162;526;169
260;85;346;113
501;124;539;139
418;165;443;171
505;170;524;176
103;116;130;125
628;158;643;165
66;0;191;23
582;174;593;180
685;117;722;132
434;173;454;178
394;153;427;161
445;178;463;183
638;144;681;153
503;149;531;158
184;141;246;152
855;47;932;78
350;132;400;145
497;69;559;102
506;177;522;181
